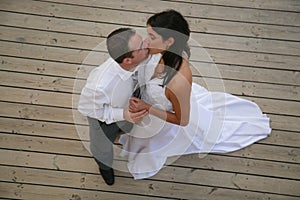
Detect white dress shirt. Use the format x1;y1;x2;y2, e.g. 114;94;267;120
78;54;161;124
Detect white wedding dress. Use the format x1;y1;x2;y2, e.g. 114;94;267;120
119;56;271;179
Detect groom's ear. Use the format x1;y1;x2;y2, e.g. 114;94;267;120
123;57;133;65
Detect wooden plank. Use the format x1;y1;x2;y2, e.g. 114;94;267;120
1;180;298;200
8;0;297;26
1;69;299;102
190;33;300;56
2;149;299;182
0;41;100;66
0;164;299;197
1;86;73;108
220;140;299;163
267;113;300;133
1;86;299;118
1;116;298;148
0;165;250;200
0;117;87;140
0;85;298;131
193;77;300;101
210;63;299;86
0;133;91;157
0;40;109;66
242;96;300;117
1;26;300;82
2;20;300;57
164;0;300;12
172;153;300;181
190;48;300;71
0;132;298;164
0;26;105;54
1;111;299;147
0;71;84;94
0;11;128;38
261;130;300;147
1;39;299;71
1;9;300;41
0;182;168;200
0;101;87;125
148;166;300;196
0;56;93;79
1;56;299;86
0;96;299;132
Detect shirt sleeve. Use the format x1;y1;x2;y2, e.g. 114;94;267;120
78;87;125;124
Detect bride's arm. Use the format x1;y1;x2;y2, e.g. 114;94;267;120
129;96;189;126
163;59;192;125
130;60;192;126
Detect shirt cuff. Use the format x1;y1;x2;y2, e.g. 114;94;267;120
112;108;124;121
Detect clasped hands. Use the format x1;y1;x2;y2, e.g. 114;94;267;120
124;97;150;123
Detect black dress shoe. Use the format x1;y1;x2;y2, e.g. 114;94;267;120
99;167;115;185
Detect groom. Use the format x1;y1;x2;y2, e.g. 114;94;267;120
78;28;150;185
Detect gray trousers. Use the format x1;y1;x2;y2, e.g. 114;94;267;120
87;117;133;170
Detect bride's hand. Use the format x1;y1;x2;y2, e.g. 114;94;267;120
129;97;150;113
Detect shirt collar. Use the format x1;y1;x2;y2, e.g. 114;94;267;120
110;58;135;80
110;53;162;80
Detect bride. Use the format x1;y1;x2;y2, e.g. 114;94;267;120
119;10;271;179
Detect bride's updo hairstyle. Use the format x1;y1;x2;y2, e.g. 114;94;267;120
147;9;191;86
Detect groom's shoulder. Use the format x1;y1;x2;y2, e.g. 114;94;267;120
85;58;117;84
89;58;116;76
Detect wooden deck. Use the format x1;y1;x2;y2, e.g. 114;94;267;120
0;0;299;199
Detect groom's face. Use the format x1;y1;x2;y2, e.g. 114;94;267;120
128;33;149;65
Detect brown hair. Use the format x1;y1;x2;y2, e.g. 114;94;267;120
106;28;136;63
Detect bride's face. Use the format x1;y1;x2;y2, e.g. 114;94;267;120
145;25;170;55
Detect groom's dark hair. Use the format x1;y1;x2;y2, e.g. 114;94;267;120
107;28;136;63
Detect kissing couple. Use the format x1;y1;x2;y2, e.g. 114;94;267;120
78;10;271;185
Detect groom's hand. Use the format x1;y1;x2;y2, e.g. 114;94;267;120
129;97;150;113
123;107;148;123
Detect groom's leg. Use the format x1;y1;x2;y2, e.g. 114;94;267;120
87;117;120;170
117;120;134;134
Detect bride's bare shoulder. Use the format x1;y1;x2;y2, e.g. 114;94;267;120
179;58;192;83
167;59;192;94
